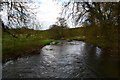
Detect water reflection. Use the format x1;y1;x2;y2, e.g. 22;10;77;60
96;47;102;57
2;40;119;78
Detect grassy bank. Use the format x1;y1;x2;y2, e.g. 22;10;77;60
2;28;59;62
2;26;119;62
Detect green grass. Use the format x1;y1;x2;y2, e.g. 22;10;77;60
41;40;54;44
41;40;59;44
2;30;58;62
2;26;119;62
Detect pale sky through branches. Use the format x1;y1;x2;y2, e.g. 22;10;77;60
0;0;63;30
1;0;117;30
29;0;86;30
35;0;62;30
0;0;82;30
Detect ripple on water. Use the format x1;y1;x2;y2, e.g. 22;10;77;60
2;41;103;78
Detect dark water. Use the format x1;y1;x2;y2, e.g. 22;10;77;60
2;41;119;78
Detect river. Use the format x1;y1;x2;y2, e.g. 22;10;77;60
2;40;119;78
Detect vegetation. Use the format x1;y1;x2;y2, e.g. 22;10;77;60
2;28;59;62
59;2;119;55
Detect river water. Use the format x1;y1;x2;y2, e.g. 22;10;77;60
2;41;119;78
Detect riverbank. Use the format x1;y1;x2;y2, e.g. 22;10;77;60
2;40;100;78
2;26;119;63
2;28;59;63
60;26;119;57
3;40;120;78
63;36;119;57
3;38;57;63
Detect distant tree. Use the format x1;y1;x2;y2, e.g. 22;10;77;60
56;17;68;28
61;2;88;27
81;2;119;26
49;23;67;39
61;2;119;43
49;24;60;30
61;2;119;27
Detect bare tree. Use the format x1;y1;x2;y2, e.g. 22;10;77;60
61;2;119;27
56;17;68;28
0;0;41;29
61;1;88;27
0;0;41;38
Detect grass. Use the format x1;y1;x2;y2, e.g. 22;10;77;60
41;40;54;44
2;26;119;63
2;30;58;62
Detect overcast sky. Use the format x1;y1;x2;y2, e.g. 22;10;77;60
0;0;77;30
34;0;63;30
34;0;83;30
0;0;63;30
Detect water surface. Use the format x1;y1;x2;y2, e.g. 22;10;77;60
2;41;119;78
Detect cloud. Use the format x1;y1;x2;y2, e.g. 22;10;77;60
36;0;62;30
